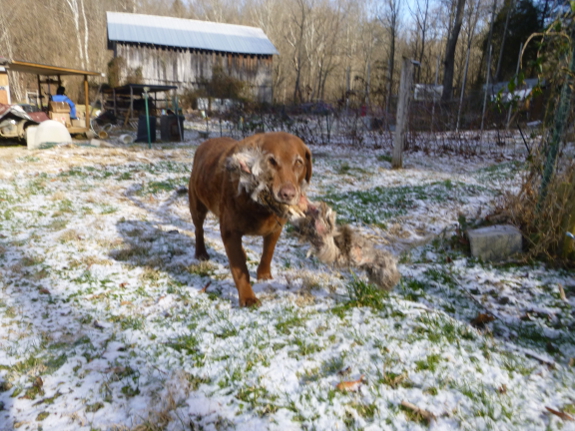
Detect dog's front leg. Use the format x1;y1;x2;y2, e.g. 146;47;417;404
221;228;260;307
257;227;282;281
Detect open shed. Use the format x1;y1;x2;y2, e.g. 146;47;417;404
102;84;177;126
5;59;102;134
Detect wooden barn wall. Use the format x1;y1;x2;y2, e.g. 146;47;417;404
116;43;274;103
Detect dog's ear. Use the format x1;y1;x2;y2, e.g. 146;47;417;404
304;146;312;183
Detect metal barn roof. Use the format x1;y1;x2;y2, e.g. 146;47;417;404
107;12;278;56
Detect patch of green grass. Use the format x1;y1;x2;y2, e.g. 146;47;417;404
23;384;43;400
187;374;210;391
121;384;140;397
343;277;389;310
167;334;200;355
137;177;188;196
414;314;476;343
44;353;68;374
377;154;393;163
85;401;105;413
216;322;239;339
350;401;378;420
291;337;322;357
299;367;321;384
0;188;17;204
415;353;442;372
18;156;41;163
117;172;132;181
3;355;42;375
475;161;523;181
139;161;190;175
378;371;413;388
321;356;346;375
187;261;216;277
323;181;488;226
423;268;457;287
120;316;144;331
275;312;307;335
99;205;118;215
36;411;50;421
235;384;279;416
399;402;429;425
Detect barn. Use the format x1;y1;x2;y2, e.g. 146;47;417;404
106;12;278;104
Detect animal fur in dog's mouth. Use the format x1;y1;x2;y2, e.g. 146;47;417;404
226;147;305;215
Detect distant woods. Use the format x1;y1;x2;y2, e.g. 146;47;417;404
0;0;557;106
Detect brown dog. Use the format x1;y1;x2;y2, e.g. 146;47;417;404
188;132;312;306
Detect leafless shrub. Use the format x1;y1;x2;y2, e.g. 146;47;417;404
496;145;575;263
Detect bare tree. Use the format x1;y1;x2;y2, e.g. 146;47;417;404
378;0;402;113
408;0;432;82
65;0;86;69
441;0;466;101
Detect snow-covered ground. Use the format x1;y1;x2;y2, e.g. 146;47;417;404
0;130;574;431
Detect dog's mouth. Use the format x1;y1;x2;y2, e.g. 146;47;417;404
272;183;302;206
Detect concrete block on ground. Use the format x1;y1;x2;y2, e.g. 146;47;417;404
467;224;523;261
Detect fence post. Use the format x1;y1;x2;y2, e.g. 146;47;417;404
480;45;493;132
392;58;416;169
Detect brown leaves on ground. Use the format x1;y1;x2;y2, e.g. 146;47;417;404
545;406;575;421
400;400;436;424
336;375;365;392
470;313;495;328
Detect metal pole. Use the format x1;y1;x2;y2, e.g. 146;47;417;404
37;74;43;110
143;87;151;149
481;45;492;132
174;95;183;141
506;42;523;129
84;75;90;132
456;47;471;132
431;54;440;132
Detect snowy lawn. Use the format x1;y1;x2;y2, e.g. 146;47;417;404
0;134;574;431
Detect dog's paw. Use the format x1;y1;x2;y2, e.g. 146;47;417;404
195;251;210;261
240;296;261;307
256;269;273;281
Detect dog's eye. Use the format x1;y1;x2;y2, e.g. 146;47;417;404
268;156;278;167
295;159;303;167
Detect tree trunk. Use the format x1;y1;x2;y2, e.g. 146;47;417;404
441;0;466;102
392;58;415;169
495;0;515;82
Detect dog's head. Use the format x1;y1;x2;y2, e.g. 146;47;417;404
230;132;312;207
258;132;312;205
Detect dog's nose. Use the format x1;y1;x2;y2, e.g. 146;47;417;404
278;184;296;202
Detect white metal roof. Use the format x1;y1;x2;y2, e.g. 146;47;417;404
107;12;278;56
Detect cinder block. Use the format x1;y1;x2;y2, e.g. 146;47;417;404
467;225;523;261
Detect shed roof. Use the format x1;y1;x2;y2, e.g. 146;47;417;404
107;12;278;56
5;59;102;77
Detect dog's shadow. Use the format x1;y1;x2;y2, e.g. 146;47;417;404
112;185;343;305
111;185;235;293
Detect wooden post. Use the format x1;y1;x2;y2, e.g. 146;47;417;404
560;179;575;259
37;74;43;110
0;66;10;104
84;75;90;131
392;58;415;169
